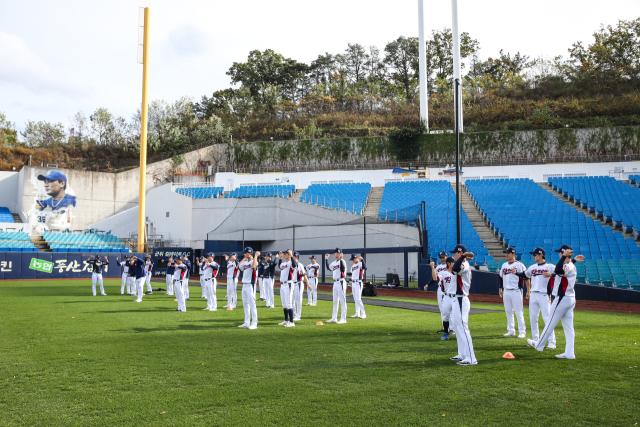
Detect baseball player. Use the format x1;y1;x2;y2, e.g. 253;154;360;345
292;252;310;322
349;254;367;319
512;248;557;349
126;257;135;295
199;256;207;299
499;247;529;338
87;255;108;296
201;253;219;311
117;256;130;295
277;250;297;327
430;256;455;340
182;256;191;301
163;257;175;295
325;248;347;324
449;244;478;366
528;245;579;359
238;247;260;329
263;252;277;308
144;254;153;295
306;256;320;306
434;251;449;333
173;258;188;312
130;256;146;303
223;253;239;310
257;255;266;302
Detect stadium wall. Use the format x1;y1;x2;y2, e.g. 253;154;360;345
0;171;19;213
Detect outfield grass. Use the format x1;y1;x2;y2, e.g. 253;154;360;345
0;279;638;426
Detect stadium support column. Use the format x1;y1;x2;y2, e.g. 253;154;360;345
363;217;366;281
418;0;429;131
451;0;463;132
404;251;409;287
137;7;151;253
455;79;461;244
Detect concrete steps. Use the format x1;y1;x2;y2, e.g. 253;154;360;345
363;187;384;218
12;213;22;223
30;235;51;252
290;189;304;202
455;183;506;262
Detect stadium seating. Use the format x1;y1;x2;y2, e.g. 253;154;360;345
224;185;295;199
549;176;640;233
629;175;639;185
43;231;128;252
175;186;224;199
0;207;14;223
300;183;371;215
0;231;37;251
466;178;640;288
378;180;489;264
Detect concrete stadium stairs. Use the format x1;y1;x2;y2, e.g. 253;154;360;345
456;183;506;262
30;235;51;252
291;189;304;202
363;187;384;218
12;213;22;223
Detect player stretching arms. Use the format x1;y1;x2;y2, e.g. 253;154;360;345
182;256;191;301
117;256;129;295
528;245;579;359
223;253;239;310
199;256;207;299
430;256;455;340
162;257;175;295
202;253;219;311
449;244;477;366
263;253;277;308
87;255;108;296
434;251;450;334
173;258;188;312
131;256;146;303
306;256;320;306
349;254;367;319
326;248;348;324
238;247;260;329
499;247;529;338
277;250;297;327
144;254;153;295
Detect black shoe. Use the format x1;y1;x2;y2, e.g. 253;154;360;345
147;292;153;295
437;329;446;334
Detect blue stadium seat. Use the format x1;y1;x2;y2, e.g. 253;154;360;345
300;183;371;215
224;185;295;199
0;207;15;223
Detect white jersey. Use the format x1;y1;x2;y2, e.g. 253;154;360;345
435;263;448;290
227;260;239;279
350;262;365;282
438;270;456;294
452;260;471;296
202;261;219;280
145;260;153;274
238;260;256;284
552;261;577;298
525;262;555;294
306;263;320;278
119;261;128;275
499;261;526;290
279;259;296;283
296;263;306;283
328;259;346;281
173;264;187;281
199;263;204;275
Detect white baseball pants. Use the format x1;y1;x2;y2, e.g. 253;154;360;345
308;277;317;305
258;277;263;300
174;279;186;311
351;281;366;318
449;295;477;364
145;272;153;292
92;273;105;296
226;277;238;308
263;278;274;307
200;276;206;298
440;293;452;322
292;282;303;319
280;282;293;309
165;274;174;295
534;296;575;357
437;287;444;321
204;278;217;310
529;292;556;347
242;283;258;327
503;288;526;335
183;277;190;300
121;273;128;294
135;277;145;302
127;277;134;294
331;280;347;322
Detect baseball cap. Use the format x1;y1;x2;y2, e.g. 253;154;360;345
293;251;300;257
503;247;516;254
200;256;205;260
37;170;67;182
438;251;447;258
207;252;215;257
309;255;316;260
349;253;359;261
555;245;573;253
244;247;254;254
334;248;342;254
264;252;272;257
449;244;467;254
230;252;237;257
529;247;545;256
446;256;455;263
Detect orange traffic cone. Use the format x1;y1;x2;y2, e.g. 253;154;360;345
502;352;515;359
316;321;324;326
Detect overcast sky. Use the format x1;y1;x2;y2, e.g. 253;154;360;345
1;0;638;132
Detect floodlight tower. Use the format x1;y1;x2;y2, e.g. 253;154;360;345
418;0;428;131
137;7;151;253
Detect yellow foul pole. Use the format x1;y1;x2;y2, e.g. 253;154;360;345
138;7;150;253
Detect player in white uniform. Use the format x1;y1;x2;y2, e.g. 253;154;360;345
173;258;188;312
349;254;367;319
306;256;320;306
87;255;108;296
528;245;579;359
262;253;277;308
144;255;153;294
199;256;207;298
499;247;529;338
223;253;239;309
162;257;175;295
182;256;191;301
434;251;449;333
117;256;129;295
513;248;556;349
292;252;309;321
201;253;219;311
326;248;348;324
238;247;260;329
449;244;478;366
277;250;297;327
430;256;455;340
126;257;135;295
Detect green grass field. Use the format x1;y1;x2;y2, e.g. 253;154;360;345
1;279;639;426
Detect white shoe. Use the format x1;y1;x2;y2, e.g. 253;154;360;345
278;321;287;326
223;305;229;308
248;325;257;330
134;299;142;303
555;353;575;359
450;329;454;334
101;293;107;296
285;322;295;327
326;319;336;323
450;355;463;361
504;332;515;337
546;345;556;350
518;333;526;339
293;317;301;321
360;315;367;319
456;359;478;366
350;314;359;318
203;308;209;311
238;324;249;328
337;320;347;324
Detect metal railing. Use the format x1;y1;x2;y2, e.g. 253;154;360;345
299;193;366;215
